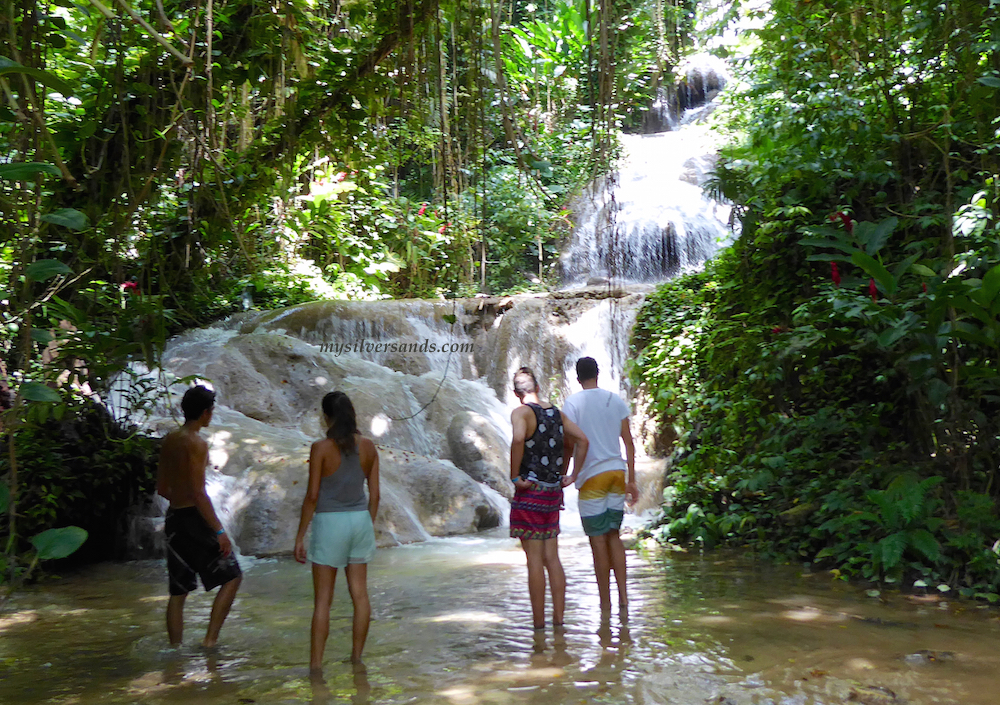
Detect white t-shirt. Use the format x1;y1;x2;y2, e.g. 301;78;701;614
561;388;630;488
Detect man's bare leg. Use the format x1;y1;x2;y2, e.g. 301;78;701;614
542;537;566;626
166;593;186;646
607;530;628;608
589;534;613;611
521;539;546;629
203;575;242;648
310;565;337;673
344;563;371;669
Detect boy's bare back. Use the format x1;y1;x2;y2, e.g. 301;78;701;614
157;427;209;509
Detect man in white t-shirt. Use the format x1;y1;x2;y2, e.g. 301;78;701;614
561;357;637;613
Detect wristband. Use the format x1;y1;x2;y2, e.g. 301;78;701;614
215;528;225;536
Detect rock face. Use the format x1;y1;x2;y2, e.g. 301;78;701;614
141;327;512;555
447;411;513;499
128;290;662;557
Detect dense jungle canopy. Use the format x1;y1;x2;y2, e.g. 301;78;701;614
3;0;1000;599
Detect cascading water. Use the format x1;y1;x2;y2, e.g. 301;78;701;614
123;292;651;557
561;54;734;286
119;59;739;561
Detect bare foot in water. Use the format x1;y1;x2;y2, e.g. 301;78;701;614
343;656;367;674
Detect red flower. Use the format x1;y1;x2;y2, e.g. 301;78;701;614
829;211;853;234
438;222;450;234
831;262;841;286
869;278;878;302
772;326;782;334
922;282;928;293
332;171;346;182
122;281;140;295
417;204;427;216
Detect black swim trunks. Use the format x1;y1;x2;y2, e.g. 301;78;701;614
165;507;242;596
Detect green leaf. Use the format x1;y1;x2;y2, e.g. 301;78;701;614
877;533;907;571
40;208;89;231
19;382;61;403
25;259;72;281
980;264;1000;303
30;328;55;344
806;253;854;263
854;217;897;255
851;251;895;294
0;56;74;95
911;264;936;277
0;162;61;180
978;76;1000;88
892;254;920;282
799;237;858;255
907;529;941;562
30;526;88;560
442;313;457;325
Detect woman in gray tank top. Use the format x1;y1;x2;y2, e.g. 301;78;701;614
294;391;381;674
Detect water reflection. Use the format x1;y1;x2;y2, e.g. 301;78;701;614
1;527;999;704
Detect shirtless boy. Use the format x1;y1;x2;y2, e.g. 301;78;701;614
156;385;242;647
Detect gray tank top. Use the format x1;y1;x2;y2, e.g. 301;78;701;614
315;447;369;513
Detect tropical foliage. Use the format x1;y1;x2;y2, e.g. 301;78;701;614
1;0;684;580
633;0;1000;597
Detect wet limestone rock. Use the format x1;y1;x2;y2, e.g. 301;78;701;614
379;447;503;534
447;411;513;499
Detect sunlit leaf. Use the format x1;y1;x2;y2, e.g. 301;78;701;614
30;526;88;560
0;56;74;95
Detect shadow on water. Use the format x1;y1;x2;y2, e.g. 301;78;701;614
1;526;999;704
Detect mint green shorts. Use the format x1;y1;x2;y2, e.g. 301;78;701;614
308;511;376;568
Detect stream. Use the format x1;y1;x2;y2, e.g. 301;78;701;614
2;511;998;705
6;59;997;705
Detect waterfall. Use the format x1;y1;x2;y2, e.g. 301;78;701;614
561;54;734;286
126;292;649;557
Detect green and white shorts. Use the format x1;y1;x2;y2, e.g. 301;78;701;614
308;510;376;568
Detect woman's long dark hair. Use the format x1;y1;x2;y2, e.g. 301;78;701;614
322;391;358;453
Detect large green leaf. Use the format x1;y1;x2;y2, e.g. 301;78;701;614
19;382;61;402
980;264;1000;304
799;237;858;255
30;526;88;560
854;217;897;255
877;532;907;571
907;529;941;562
0;56;74;96
25;259;73;281
0;162;61;180
40;208;89;231
852;251;895;295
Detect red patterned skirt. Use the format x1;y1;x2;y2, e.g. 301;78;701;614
510;482;563;540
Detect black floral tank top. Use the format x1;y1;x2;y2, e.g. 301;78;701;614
517;403;565;485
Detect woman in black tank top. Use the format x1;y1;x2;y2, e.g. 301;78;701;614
508;368;589;630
